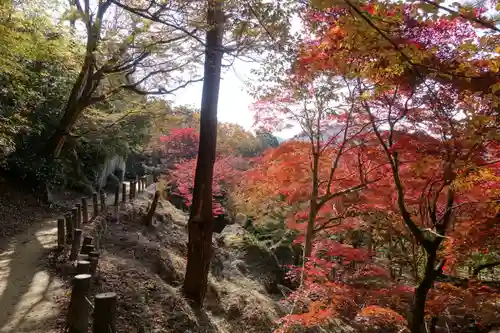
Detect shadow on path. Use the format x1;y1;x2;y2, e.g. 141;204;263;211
0;218;64;333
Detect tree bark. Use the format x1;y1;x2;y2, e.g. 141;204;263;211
182;0;224;306
43;4;104;158
304;153;320;258
410;246;443;333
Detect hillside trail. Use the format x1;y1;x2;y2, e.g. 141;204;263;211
0;182;130;333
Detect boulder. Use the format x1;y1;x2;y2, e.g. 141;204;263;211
96;155;126;190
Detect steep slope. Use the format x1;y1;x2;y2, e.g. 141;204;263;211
48;186;288;333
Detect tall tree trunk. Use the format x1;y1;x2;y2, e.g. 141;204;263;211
182;0;224;306
304;152;320;258
44;52;94;158
410;245;442;333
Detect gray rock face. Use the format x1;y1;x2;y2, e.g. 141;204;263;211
96;155;126;190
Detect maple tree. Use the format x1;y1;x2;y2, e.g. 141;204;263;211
169;154;248;218
159;127;200;165
247;77;387;258
248;0;500;331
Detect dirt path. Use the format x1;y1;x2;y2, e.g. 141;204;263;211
0;183;131;333
0;217;64;333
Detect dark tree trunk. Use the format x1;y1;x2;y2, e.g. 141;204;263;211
182;0;224;306
410;245;443;333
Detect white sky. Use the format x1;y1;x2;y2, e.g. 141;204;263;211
168;60;258;132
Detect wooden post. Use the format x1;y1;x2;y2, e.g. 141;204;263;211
136;175;140;192
81;197;88;224
57;218;65;249
82;235;93;246
77;260;91;274
92;192;99;217
144;190;160;226
71;207;79;229
114;185;119;206
129;181;135;200
93;292;117;333
89;251;100;278
81;236;93;251
65;213;73;244
122;183;126;202
75;203;82;227
69;229;83;261
100;191;106;212
82;244;95;255
78;254;89;261
67;274;92;333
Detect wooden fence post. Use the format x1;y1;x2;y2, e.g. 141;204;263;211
75;203;82;227
77;260;91;274
144;190;160;226
100;191;106;212
72;207;79;229
129;181;135;200
122;183;126;202
92;192;99;217
67;274;92;333
78;254;89;261
93;292;117;333
69;229;83;261
82;197;88;224
65;213;73;244
89;251;100;278
81;236;93;253
114;185;119;206
57;218;65;249
82;244;95;255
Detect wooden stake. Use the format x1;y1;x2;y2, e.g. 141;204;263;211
129;181;135;200
71;207;79;229
81;244;95;255
143;190;161;226
77;260;91;275
82;197;88;224
122;183;126;202
100;191;106;212
114;185;119;206
93;292;117;333
69;229;83;261
78;254;89;261
75;203;82;227
65;213;73;244
89;251;100;277
57;218;65;249
92;192;99;217
82;235;93;246
67;274;91;333
81;236;93;254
